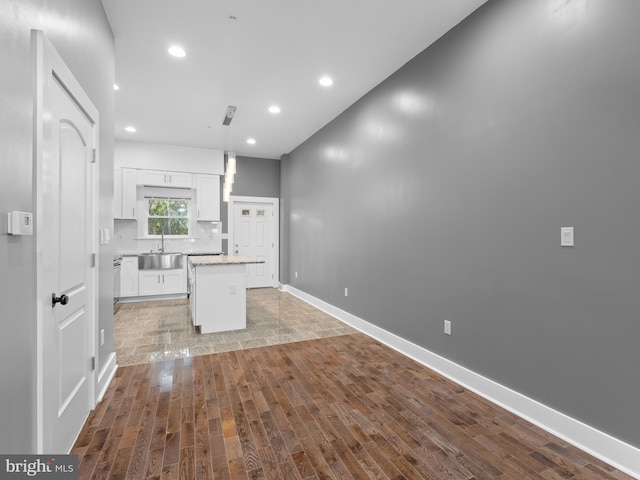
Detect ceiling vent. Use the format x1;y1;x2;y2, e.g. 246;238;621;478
223;106;237;126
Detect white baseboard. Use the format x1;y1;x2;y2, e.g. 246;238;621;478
96;351;118;405
117;293;187;304
283;285;640;479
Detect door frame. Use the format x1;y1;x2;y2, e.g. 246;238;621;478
228;196;280;287
33;30;99;453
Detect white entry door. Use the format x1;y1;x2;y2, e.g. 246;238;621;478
36;31;98;453
232;199;278;288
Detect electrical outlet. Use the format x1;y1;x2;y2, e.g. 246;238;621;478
344;287;348;297
444;320;452;335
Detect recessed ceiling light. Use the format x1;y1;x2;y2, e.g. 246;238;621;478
113;84;120;91
168;45;186;58
228;14;238;21
125;126;137;133
268;105;281;114
246;138;256;145
319;76;333;87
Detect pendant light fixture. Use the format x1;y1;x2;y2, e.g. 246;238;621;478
222;105;237;203
223;151;236;203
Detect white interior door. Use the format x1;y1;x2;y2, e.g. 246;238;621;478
36;31;98;453
232;200;277;288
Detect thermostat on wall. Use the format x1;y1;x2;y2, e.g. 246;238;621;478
8;211;33;235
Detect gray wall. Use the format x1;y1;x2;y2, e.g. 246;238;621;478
0;0;114;453
233;156;281;199
282;0;640;448
222;155;280;252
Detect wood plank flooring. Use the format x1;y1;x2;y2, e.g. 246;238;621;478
72;333;633;480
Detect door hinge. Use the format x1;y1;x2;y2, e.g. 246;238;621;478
91;148;97;163
90;253;96;267
91;357;96;371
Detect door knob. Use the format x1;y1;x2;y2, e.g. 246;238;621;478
52;293;69;307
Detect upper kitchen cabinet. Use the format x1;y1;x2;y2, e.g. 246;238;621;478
114;167;137;219
137;169;193;189
196;174;221;221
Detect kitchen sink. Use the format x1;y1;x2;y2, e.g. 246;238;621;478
138;252;184;270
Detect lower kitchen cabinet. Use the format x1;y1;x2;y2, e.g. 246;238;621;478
188;261;197;325
138;267;186;296
120;256;139;297
188;261;247;333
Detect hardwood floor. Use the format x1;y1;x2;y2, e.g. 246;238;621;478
73;333;632;480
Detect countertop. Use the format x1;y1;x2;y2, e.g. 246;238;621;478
118;251;223;257
188;255;264;266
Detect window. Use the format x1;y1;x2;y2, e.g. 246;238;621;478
146;198;190;236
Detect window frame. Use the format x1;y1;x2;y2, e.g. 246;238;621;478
143;196;192;238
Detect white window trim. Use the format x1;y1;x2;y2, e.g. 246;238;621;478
137;187;194;238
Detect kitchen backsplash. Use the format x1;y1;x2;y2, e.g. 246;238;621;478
114;219;223;254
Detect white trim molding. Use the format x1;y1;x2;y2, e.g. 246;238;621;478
96;352;118;404
282;284;640;479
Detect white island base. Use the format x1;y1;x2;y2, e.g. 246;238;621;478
188;255;263;334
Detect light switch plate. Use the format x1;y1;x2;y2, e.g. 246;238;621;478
561;227;574;247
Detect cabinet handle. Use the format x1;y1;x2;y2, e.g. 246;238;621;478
132;208;135;217
157;275;160;284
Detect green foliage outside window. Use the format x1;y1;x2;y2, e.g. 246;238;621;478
147;199;189;236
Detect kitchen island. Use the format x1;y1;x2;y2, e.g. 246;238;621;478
187;255;264;334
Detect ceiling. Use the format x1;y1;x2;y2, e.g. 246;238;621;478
101;0;487;159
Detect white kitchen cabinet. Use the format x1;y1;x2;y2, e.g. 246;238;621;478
138;264;187;296
137;169;193;189
120;256;139;297
188;260;198;325
138;271;163;296
167;171;193;188
113;168;137;219
122;168;137;219
188;258;260;333
196;174;220;221
113;169;121;218
162;269;186;294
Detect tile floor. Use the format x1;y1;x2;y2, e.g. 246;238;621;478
114;287;357;366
